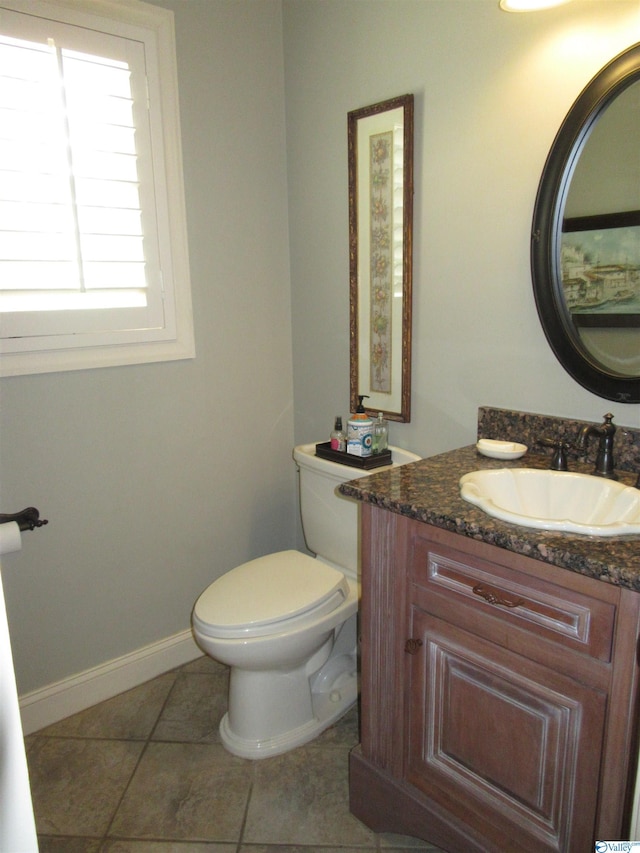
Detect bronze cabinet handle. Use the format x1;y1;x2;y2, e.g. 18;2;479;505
472;583;524;609
404;638;423;655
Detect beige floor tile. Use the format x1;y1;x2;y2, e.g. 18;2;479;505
151;669;229;744
38;838;102;853
243;746;376;847
35;673;177;740
28;736;144;837
103;842;236;851
379;834;447;851
180;655;225;675
27;660;415;851
108;741;252;842
311;704;359;749
240;847;377;853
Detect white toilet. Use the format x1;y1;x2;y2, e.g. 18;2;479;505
192;441;420;759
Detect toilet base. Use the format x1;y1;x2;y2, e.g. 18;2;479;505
219;651;358;759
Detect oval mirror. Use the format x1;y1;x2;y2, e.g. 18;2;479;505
531;42;640;403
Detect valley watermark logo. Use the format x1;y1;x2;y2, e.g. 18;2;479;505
595;843;640;852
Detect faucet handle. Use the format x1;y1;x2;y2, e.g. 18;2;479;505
537;438;570;471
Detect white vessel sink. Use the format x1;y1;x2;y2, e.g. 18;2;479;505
459;468;640;536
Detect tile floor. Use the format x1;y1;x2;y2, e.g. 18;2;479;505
25;655;446;853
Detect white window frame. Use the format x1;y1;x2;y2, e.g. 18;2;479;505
0;0;195;376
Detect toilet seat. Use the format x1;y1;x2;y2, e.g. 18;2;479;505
193;550;349;640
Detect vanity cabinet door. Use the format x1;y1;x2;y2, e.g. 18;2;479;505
405;605;606;853
350;504;640;852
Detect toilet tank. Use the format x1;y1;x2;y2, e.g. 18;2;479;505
293;443;420;577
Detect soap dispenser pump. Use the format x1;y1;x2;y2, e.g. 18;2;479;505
347;395;372;457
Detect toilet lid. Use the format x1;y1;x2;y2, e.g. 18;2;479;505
193;550;349;638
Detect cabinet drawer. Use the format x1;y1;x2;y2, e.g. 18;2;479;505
409;533;617;662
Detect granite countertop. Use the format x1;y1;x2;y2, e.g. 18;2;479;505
339;445;640;592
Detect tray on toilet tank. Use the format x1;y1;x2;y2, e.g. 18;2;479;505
315;442;392;469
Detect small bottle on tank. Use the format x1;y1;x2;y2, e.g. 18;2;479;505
330;416;346;452
372;412;388;455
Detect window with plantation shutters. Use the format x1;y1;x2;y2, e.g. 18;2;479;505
0;0;194;376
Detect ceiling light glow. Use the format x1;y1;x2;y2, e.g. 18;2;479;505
499;0;573;11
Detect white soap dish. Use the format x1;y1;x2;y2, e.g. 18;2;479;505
476;438;527;460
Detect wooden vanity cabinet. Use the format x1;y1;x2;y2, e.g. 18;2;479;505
350;504;640;853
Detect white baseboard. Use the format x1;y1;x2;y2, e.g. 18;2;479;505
20;629;203;735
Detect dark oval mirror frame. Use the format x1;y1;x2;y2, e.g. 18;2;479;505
531;41;640;404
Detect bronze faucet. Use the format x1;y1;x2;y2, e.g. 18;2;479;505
576;413;618;480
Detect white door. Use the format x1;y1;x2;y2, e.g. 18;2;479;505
0;523;38;852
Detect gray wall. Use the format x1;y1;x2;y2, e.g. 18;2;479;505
0;0;296;695
284;0;640;457
1;0;639;698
